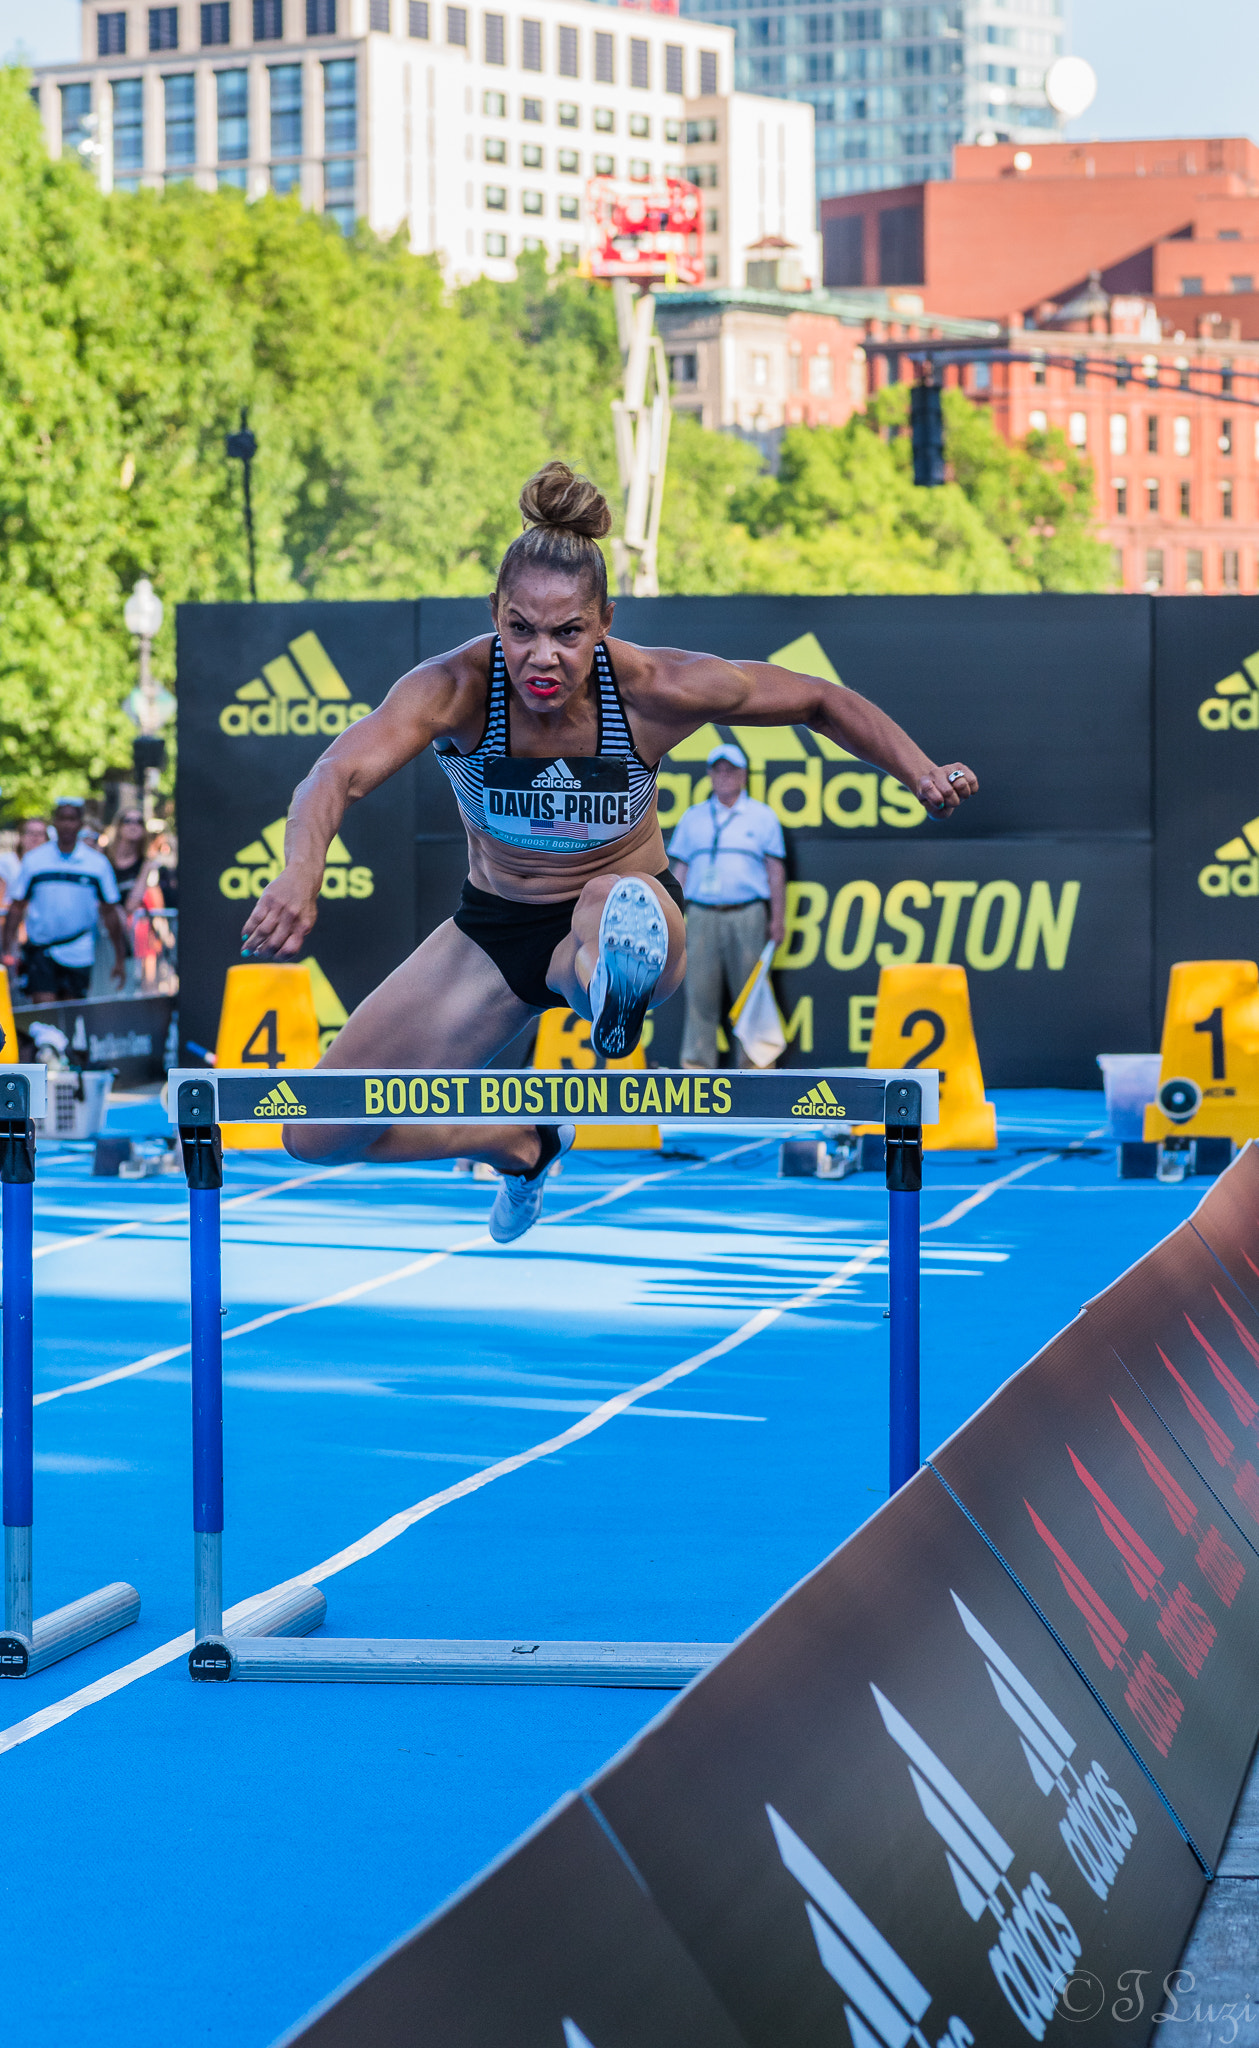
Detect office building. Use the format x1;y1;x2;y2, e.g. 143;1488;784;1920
678;0;1065;203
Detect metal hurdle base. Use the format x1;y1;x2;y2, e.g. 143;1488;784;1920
0;1526;140;1679
191;1621;726;1686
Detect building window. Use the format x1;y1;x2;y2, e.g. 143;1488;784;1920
307;0;337;30
446;5;466;43
700;50;718;94
1114;480;1128;516
1180;276;1203;295
690;162;718;187
1146;415;1158;455
1222;481;1235;519
217;68;248;161
485;232;506;256
704;206;717;234
1180;481;1191;517
705;251;719;279
324;58;356;151
1177;357;1190;390
98;12;127;54
971;361;991;392
484;14;504;63
1073;358;1086;389
1231;274;1254;294
150;6;179;48
1173;415;1191;456
594;32;614;84
1220;418;1234;455
664;117;680;143
686;116;716;143
521;141;541;166
1146;479;1160;515
1110;414;1128;455
629;158;649;181
254;0;283;35
522;189;543;214
593;107;614;132
670;353;697;383
558;102;578;126
1145;550;1164;591
558;193;579;218
592;153;614;176
1115;357;1131;387
409;1;429;35
522;97;542;121
272;162;299;192
484;135;505;160
1223;548;1240;589
630;38;649;88
558;148;578;172
1143;354;1159;387
750;352;769;388
559;240;579;262
484;90;504;115
558;25;577;77
370;0;391;22
1222;361;1235;394
269;64;302;156
485;185;506;208
629;112;649;138
324;153;355;230
164;72;196;163
1186;549;1204;592
202;3;230;44
665;43;683;94
521;18;541;69
1028;410;1047;433
1068;412;1086;447
113;77;144;173
60;83;93;160
219;166;247;188
809;351;834;396
1032;354;1046;387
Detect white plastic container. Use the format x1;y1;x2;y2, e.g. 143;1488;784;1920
36;1069;113;1141
1096;1054;1162;1142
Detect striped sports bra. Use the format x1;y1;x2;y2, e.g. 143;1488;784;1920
435;636;658;857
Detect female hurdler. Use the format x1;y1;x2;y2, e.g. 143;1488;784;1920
242;463;977;1242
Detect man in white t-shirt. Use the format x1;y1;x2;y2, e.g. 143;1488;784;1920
668;743;787;1069
1;798;127;1004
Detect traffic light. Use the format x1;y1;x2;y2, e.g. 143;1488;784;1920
910;379;945;487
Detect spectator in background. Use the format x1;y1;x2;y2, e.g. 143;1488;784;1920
668;743;786;1069
0;817;49;918
1;799;127;1003
101;806;151;916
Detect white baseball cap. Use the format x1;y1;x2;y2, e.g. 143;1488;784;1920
706;743;748;770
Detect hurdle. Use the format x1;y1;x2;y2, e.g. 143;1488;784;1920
169;1064;933;1684
0;1068;141;1679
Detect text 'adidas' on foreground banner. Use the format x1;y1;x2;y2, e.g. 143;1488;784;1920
176;604;418;1064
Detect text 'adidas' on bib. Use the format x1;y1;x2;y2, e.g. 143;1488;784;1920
482;757;632;854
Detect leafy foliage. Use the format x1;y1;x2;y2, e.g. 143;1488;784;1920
0;69;1112;809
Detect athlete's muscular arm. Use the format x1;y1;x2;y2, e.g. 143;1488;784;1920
628;648;977;819
240;644;482;959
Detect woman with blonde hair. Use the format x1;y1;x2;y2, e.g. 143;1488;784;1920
243;461;976;1242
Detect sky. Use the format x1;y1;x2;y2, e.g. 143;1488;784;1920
3;0;1258;145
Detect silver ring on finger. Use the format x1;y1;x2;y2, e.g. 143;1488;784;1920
947;770;964;784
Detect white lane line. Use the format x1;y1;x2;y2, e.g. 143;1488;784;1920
924;1154;1051;1231
31;1162;362;1262
30;1140;768;1410
0;1134;1036;1757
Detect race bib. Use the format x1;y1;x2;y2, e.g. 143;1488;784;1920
482;756;632;854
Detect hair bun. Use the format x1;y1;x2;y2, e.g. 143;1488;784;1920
519;461;612;541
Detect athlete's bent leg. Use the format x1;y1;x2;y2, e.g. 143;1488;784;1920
546;872;685;1023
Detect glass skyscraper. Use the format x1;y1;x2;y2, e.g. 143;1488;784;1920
679;0;1067;199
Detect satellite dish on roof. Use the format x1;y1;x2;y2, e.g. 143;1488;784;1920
1045;55;1097;120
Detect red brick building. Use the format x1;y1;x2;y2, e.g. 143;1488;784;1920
822;138;1259;594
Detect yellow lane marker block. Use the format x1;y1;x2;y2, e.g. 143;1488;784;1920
0;968;16;1064
1143;960;1259;1142
533;1007;661;1150
213;962;321;1149
861;963;996;1151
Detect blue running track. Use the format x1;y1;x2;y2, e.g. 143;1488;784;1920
0;1092;1208;2045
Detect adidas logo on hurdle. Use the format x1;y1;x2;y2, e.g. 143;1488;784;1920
792;1080;848;1117
219;630;372;739
253;1081;307;1119
1199;653;1259;732
1199;815;1259;897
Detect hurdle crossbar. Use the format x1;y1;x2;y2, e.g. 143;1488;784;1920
173;1068;925;1685
0;1068;142;1679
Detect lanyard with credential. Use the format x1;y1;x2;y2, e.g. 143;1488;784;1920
703;797;740;892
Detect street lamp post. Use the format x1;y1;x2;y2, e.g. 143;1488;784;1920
122;578;174;823
225;409;259;602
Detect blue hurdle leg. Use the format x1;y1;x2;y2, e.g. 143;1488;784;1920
885;1082;924;1495
3;1176;34;1645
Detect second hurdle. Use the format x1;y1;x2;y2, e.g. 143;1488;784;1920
169;1064;935;1685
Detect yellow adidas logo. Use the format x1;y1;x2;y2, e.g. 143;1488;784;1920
219;631;372;739
253;1079;307;1119
1198;652;1259;732
791;1079;848;1118
218;816;375;903
1200;816;1259;898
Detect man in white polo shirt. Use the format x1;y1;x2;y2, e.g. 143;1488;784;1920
1;798;127;1004
668;743;786;1069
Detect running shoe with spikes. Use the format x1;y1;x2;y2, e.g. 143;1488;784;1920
488;1123;575;1245
588;877;668;1060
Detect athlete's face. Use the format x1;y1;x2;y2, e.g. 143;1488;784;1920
492;572;614;715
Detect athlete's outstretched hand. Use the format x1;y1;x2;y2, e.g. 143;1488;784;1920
918;762;978;819
239;867;320;961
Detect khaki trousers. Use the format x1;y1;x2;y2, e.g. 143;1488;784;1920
680;900;770;1069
